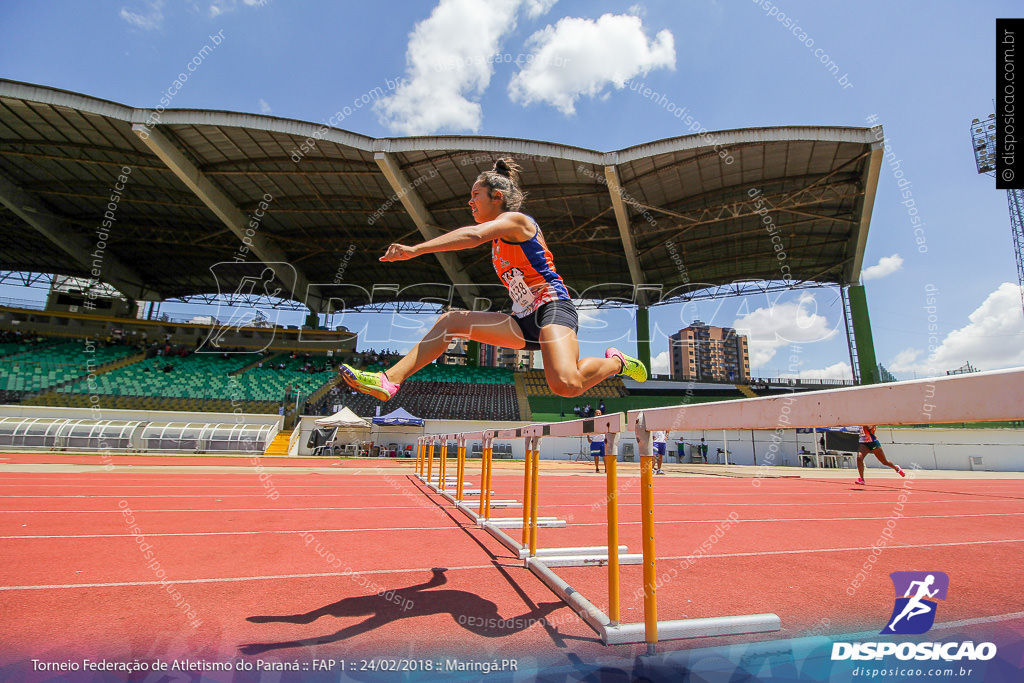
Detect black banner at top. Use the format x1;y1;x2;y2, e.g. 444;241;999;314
997;18;1024;189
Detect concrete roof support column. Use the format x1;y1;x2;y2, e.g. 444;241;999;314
131;124;322;313
0;171;160;301
373;152;480;309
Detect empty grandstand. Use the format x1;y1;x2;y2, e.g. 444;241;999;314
1;336;140;402
312;363;521;421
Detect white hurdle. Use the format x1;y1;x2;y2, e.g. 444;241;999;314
628;366;1024;652
411;366;1024;654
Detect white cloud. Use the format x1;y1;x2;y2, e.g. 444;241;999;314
375;0;523;135
208;0;267;17
573;300;604;328
862;253;904;281
732;292;840;370
781;361;853;382
889;283;1024;376
508;13;675;115
888;347;921;373
523;0;558;19
651;350;670;375
258;98;272;114
120;0;165;30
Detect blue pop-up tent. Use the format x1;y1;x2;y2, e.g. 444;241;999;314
371;407;424;427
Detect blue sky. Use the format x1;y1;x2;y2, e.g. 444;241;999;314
2;0;1023;379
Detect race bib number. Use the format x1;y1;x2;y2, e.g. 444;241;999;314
501;267;535;313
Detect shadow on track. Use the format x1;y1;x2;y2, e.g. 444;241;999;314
239;567;563;655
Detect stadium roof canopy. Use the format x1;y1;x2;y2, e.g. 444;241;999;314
0;79;884;313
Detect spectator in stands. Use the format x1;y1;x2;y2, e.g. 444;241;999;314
339;157;647;403
653;430;667;475
587;409;606;473
598;400;606;413
573;404;581;417
584;402;592;417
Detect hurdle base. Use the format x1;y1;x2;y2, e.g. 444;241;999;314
602;613;782;645
518;545;629;559
525;556;779;646
487;517;565;529
539;553;643;567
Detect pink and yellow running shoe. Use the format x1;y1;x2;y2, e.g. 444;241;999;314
605;348;648;383
340;365;400;401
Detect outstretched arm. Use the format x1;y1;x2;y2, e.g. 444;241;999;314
380;212;533;262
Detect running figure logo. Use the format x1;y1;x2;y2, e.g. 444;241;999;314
880;571;949;635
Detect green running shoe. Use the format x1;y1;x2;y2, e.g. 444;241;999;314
340;364;400;401
606;348;647;382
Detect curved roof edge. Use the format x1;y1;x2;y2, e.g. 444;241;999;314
0;79;881;164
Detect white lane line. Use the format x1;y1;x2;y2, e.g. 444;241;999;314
2;495;1020;505
529;499;1024;507
563;512;1024;526
0;526;459;539
0;564;499;591
928;610;1024;630
3;512;1020;540
0;493;426;499
0;484;415;489
0;506;455;513
658;538;1024;562
830;611;1024;642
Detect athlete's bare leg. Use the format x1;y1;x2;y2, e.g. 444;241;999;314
872;446;901;473
537;324;621;397
385;311;525;384
857;445;869;480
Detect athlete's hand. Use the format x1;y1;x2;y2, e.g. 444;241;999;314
380;243;416;262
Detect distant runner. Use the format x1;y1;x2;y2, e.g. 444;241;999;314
855;425;905;485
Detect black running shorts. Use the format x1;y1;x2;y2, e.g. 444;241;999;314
512;300;578;351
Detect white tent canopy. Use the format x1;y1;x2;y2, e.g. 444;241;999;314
314;407;371;429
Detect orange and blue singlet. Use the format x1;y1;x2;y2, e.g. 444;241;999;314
859;426;881;449
491;216;570;316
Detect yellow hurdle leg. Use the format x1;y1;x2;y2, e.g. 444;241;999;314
605;443;620;625
427;442;435;485
529;447;539;556
640;451;658;650
521;447;534;546
439;441;447;491
477;443;488;515
482;446;494;519
456;444;465;500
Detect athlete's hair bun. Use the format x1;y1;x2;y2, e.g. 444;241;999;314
477;157;526;211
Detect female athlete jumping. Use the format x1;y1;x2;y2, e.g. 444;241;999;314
341;158;647;401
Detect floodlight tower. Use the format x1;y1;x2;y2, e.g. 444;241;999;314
971;114;1024;316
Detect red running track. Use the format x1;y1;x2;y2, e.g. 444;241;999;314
2;455;1023;677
